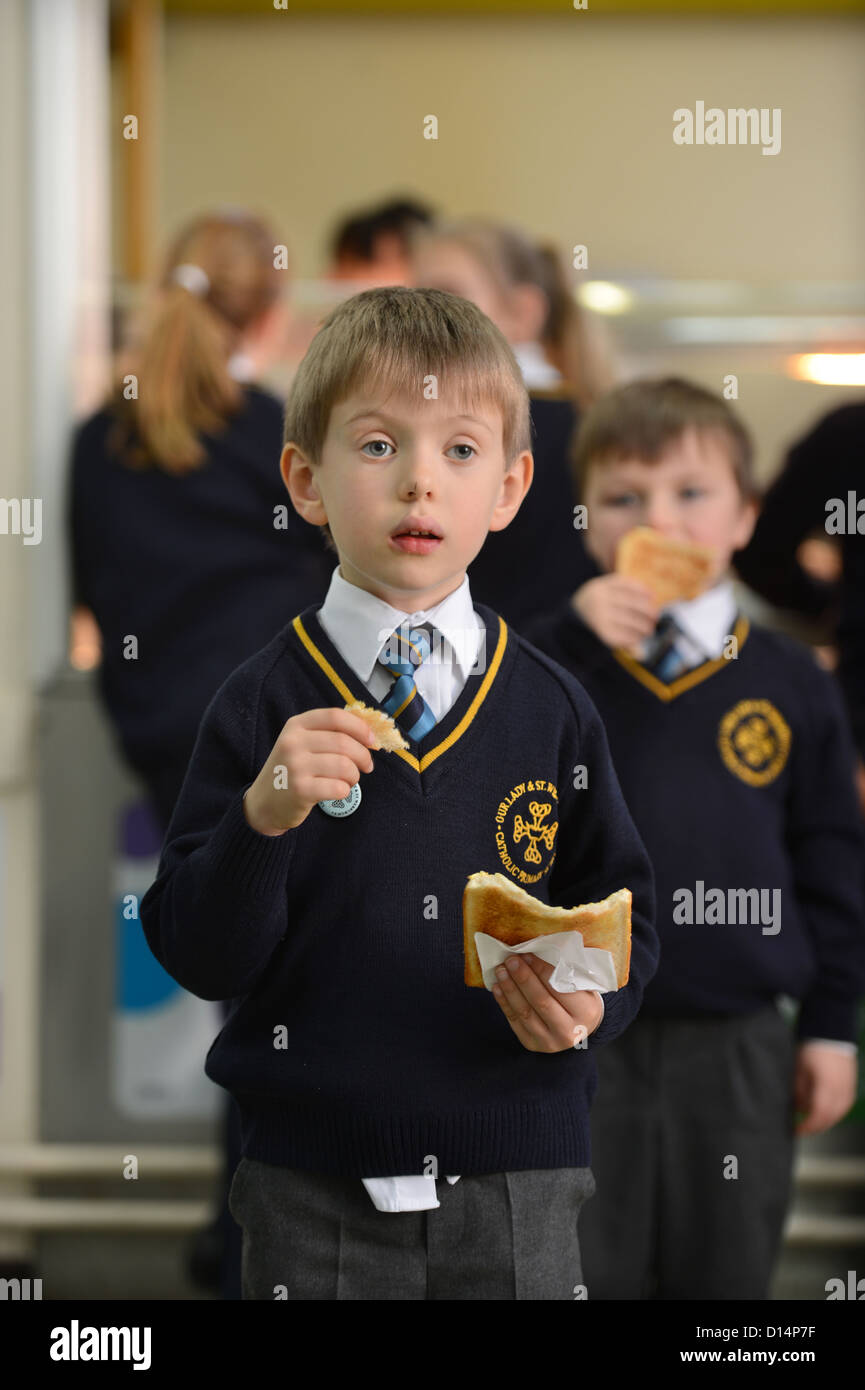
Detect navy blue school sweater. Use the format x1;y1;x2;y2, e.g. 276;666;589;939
139;602;657;1177
467;395;598;632
523;602;865;1042
67;385;334;785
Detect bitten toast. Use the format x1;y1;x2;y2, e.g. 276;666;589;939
616;525;715;605
345;701;409;752
462;871;632;989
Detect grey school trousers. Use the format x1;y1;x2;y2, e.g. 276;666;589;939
577;1003;797;1300
228;1159;596;1300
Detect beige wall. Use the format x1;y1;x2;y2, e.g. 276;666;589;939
113;12;865;481
157;14;865;280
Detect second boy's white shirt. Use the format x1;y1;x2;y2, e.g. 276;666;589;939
640;579;739;666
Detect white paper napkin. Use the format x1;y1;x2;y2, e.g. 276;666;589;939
474;929;618;994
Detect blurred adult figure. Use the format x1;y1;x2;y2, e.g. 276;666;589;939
411;218;616;629
735;401;865;792
327;195;435;287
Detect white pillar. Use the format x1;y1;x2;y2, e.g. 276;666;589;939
0;0;110;1262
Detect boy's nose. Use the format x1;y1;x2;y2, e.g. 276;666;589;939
398;453;436;494
643;503;680;535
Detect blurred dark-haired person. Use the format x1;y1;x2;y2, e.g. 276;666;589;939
67;209;335;1300
411;219;616;630
524;377;865;1300
734;401;865;806
327;195;435;287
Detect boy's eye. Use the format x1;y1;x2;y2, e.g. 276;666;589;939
447;444;476;462
604;492;639;507
361;439;395;458
680;486;706;500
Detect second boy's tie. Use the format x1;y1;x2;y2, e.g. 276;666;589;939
642;613;690;682
377;621;439;742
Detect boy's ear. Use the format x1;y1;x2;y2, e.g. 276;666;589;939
280;442;328;525
487;449;534;534
733;493;759;552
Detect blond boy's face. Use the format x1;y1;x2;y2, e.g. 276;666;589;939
281;386;532;613
583;427;757;584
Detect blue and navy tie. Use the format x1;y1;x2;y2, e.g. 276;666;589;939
643;613;690;682
377;621;438;743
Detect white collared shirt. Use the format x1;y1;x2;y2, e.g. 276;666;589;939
316;565;485;718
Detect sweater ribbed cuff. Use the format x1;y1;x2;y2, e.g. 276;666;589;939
796;994;862;1046
204;786;296;898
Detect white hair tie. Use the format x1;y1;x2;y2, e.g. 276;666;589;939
171;263;210;296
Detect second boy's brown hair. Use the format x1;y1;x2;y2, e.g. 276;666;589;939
283;286;532;551
573;377;756;500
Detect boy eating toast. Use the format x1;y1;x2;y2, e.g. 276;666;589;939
524;377;865;1300
140;288;657;1300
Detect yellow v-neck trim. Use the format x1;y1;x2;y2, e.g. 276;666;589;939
292;613;509;772
611;615;750;703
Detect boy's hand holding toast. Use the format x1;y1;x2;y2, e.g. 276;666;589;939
572;527;718;652
491;955;604;1052
463;873;632;1053
572;575;658;652
243;708;378;836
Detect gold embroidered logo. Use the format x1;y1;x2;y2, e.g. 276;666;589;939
495;780;558;884
718;699;791;787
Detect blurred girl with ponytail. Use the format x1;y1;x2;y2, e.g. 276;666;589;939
70;209;333;831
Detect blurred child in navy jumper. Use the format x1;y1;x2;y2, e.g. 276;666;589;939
524;378;865;1300
140;287;658;1300
410;220;612;628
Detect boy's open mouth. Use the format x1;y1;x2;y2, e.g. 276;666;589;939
390;520;444;554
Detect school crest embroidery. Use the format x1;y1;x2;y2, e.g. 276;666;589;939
495;780;558;884
718;699;791;787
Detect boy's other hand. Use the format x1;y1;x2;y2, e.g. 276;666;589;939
571;575;659;653
793;1043;858;1135
491;953;605;1052
243;708;377;837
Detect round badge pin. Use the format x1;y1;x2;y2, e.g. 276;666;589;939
318;783;362;817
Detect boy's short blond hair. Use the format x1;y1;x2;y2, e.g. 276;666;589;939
283;286;532;551
573;377;755;501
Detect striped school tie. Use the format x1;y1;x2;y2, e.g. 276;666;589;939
642;613;690;682
377;621;438;743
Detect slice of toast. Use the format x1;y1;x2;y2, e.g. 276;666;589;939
616;526;715;605
462;871;632;989
345;701;409;752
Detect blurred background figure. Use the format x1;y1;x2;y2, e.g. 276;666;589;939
326;195;436;288
410;218;616;629
734;401;865;806
69;209;333;833
68;208;335;1300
